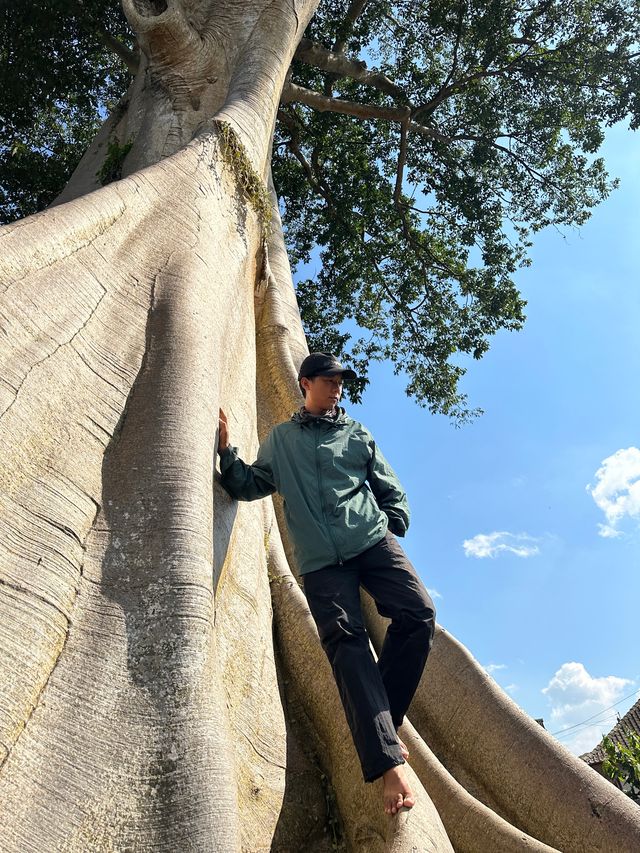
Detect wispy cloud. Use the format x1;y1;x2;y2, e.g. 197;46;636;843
483;663;518;694
587;447;640;538
542;662;634;755
427;587;442;600
463;531;540;559
484;663;507;674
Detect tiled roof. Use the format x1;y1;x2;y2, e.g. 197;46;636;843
581;696;640;765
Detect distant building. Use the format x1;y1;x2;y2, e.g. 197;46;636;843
581;697;640;781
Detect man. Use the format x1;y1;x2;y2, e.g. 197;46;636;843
217;353;435;816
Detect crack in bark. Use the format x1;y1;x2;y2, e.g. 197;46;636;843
0;204;127;289
0;499;100;773
0;288;107;422
70;340;130;398
0;576;71;623
241;730;287;770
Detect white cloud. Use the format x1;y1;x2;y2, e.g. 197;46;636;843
587;447;640;537
542;662;634;755
597;523;622;539
427;587;442;600
485;663;507;674
463;531;540;559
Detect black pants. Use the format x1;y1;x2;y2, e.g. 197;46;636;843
302;531;436;783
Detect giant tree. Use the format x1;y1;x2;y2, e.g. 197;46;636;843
1;1;639;850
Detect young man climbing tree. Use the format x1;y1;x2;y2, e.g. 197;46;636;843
217;352;436;816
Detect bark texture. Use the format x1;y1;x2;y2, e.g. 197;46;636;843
1;1;639;851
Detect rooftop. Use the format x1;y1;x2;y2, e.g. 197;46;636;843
581;696;640;765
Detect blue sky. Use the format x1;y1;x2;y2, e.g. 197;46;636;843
296;121;640;756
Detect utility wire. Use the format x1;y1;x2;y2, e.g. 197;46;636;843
549;687;640;737
553;711;622;741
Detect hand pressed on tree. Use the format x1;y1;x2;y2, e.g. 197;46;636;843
218;408;229;454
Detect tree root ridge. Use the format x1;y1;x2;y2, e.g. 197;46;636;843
267;517;453;852
363;601;640;852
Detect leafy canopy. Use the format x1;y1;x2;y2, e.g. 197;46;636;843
0;0;132;221
2;1;640;418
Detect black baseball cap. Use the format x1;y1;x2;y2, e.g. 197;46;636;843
297;352;358;382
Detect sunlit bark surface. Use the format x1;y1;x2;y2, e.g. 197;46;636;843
1;1;639;850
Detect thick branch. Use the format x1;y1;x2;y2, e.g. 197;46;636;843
281;83;451;142
295;38;405;100
281;81;409;121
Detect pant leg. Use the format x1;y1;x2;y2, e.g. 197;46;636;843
302;562;404;783
358;532;436;729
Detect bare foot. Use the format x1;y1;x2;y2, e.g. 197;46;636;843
382;765;415;815
398;737;409;761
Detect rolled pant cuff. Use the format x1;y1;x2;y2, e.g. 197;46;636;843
363;755;405;784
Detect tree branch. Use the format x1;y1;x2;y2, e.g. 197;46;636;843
277;109;336;210
333;0;369;54
441;1;465;91
281;83;451;142
393;117;409;204
451;134;563;191
96;29;139;74
412;35;572;122
322;0;369;97
281;82;409;120
294;39;406;101
69;0;139;74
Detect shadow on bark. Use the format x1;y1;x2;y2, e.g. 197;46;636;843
270;639;346;853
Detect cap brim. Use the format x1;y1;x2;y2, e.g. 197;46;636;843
320;367;358;382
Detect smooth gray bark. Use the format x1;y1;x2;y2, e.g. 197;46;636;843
0;1;639;851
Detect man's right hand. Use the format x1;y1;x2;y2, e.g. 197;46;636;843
218;407;229;453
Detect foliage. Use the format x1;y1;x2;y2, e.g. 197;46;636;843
602;731;640;804
98;138;133;185
2;1;640;418
274;0;640;418
0;0;132;220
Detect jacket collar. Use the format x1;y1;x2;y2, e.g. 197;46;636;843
290;405;349;427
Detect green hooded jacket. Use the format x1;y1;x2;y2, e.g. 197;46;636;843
218;407;410;574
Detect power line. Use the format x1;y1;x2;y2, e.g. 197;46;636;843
553;711;622;741
549;687;640;737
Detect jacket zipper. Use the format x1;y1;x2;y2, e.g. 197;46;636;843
313;422;343;565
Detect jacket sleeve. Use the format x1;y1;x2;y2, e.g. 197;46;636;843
218;434;276;501
366;437;410;536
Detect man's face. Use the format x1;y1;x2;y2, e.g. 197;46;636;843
305;374;343;409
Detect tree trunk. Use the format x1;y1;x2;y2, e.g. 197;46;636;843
0;1;639;850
